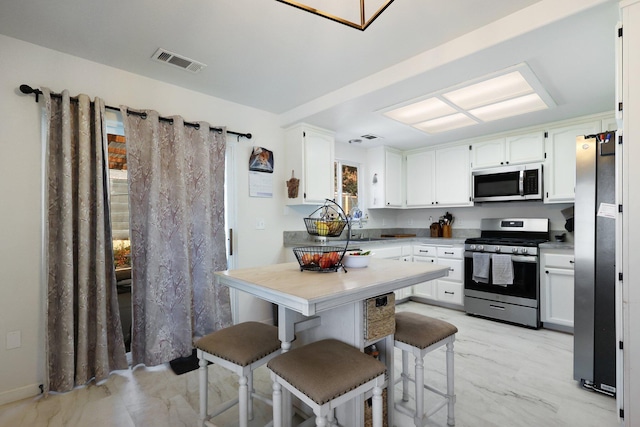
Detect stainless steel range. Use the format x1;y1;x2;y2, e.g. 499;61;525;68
464;218;550;328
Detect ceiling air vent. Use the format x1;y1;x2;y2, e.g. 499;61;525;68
361;134;382;140
151;48;206;73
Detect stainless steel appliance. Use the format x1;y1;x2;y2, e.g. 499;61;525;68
574;132;616;396
464;218;549;328
472;163;543;202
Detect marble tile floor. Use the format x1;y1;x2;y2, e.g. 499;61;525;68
0;302;620;427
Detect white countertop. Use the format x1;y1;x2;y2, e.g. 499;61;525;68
215;258;450;316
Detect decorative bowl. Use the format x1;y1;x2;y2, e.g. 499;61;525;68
342;251;374;268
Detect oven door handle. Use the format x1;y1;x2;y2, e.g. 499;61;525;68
464;252;538;263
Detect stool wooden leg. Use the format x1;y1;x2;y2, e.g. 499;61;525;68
414;354;424;427
198;351;208;427
272;379;282;427
372;384;383;427
401;350;410;402
248;371;254;421
446;341;455;426
239;375;249;427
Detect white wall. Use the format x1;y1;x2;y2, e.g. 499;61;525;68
0;34;291;403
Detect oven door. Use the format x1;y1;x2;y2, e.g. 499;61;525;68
464;252;539;300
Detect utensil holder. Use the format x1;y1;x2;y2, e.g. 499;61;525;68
442;224;452;238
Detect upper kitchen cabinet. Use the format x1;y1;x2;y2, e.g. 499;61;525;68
544;120;601;203
471;131;545;169
434;145;472;206
368;146;403;208
405;145;472;208
284;124;335;205
405;150;435;207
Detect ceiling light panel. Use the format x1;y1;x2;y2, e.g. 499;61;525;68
384;98;457;124
443;71;533;110
468;93;548;122
413;113;479;134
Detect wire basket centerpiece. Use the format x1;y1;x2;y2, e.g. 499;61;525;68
303;205;347;237
294;199;352;272
293;246;345;272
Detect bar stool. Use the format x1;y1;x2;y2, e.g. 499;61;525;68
394;312;458;427
195;321;282;427
267;338;387;427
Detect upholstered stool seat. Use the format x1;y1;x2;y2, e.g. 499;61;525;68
195;321;282;427
267;338;387;427
394;312;458;426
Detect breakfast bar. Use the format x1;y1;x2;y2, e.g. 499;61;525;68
215;258;450;426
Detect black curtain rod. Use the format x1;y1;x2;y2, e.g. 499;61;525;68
18;84;252;140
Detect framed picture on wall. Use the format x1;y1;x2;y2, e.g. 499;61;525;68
249;146;274;173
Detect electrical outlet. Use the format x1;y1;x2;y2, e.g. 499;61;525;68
6;331;21;349
408;219;414;226
382;218;386;226
256;219;265;230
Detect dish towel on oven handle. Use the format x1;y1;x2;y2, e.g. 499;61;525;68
492;254;514;286
472;252;491;283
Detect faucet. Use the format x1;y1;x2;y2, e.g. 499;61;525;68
350;207;364;228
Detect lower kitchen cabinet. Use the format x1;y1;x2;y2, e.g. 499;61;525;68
412;244;464;307
371;245;413;300
540;248;575;331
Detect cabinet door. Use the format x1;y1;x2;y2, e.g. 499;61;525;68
435;145;471;206
471;138;505;169
506;131;545;165
541;267;575;327
304;130;334;204
412;256;437;299
406;150;435;207
385;149;403;207
544;121;600;203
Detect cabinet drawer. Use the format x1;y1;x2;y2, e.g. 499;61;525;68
437;281;463;305
436;247;463;259
544;253;575;269
437;258;462;282
413;256;436;264
413;245;437;257
372;246;403;259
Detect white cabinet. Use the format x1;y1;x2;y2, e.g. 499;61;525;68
434;145;472;207
371;245;412;300
412;244;464;307
367;146;403;208
405;150;435;207
412;245;437;299
471;132;545;169
540;249;575;330
544;120;600;203
284;124;334;205
405;145;471;208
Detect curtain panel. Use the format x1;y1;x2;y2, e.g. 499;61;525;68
121;109;232;367
44;89;128;393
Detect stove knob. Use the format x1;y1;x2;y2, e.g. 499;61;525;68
521;247;529;254
469;244;476;250
495;246;501;253
477;245;484;251
512;247;519;254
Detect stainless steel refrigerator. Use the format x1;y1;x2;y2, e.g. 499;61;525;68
574;131;616;396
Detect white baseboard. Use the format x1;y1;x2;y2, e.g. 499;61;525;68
0;383;41;406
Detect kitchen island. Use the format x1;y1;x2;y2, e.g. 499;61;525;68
215;258;450;426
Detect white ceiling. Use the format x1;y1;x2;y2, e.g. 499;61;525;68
0;0;619;150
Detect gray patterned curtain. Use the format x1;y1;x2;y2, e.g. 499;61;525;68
44;89;128;393
121;109;232;367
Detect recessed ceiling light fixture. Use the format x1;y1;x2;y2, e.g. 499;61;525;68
382;63;555;134
276;0;394;31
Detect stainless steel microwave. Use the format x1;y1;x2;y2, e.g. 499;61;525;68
472;163;543;202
